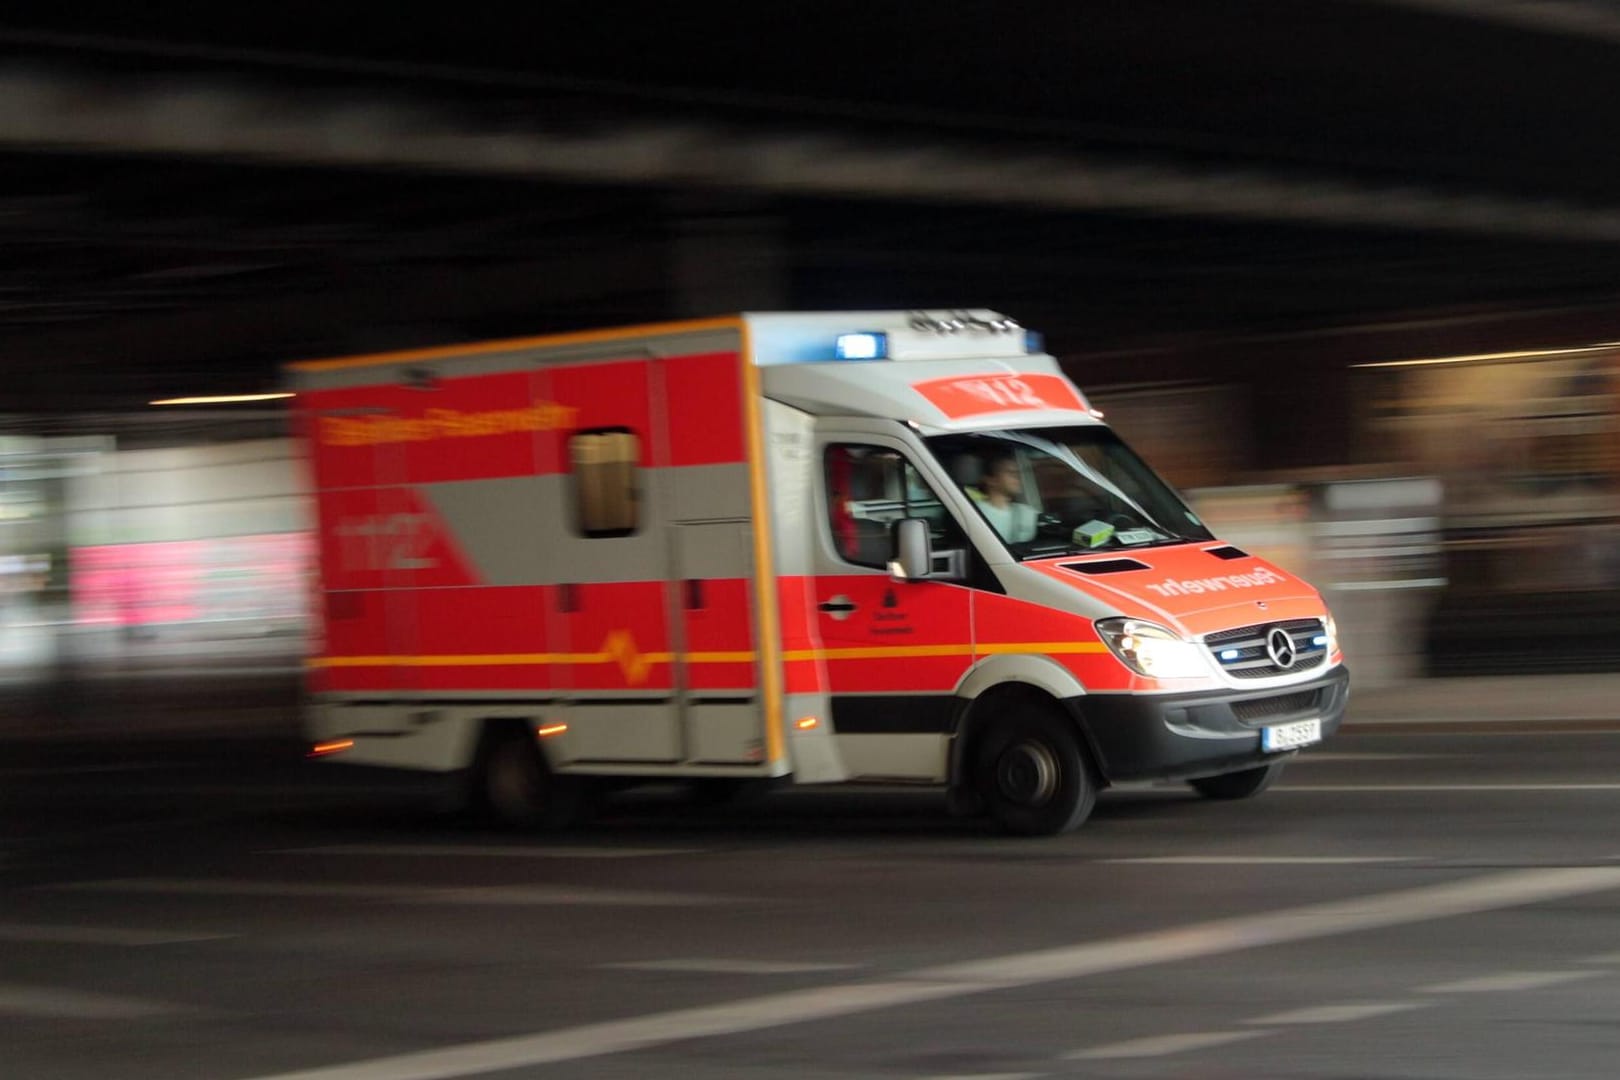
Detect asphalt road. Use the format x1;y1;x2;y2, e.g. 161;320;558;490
3;726;1619;1080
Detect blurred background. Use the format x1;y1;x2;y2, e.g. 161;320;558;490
6;0;1620;733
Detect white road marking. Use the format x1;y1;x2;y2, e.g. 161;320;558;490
1583;951;1620;964
267;844;703;859
1245;1001;1430;1024
1422;970;1605;994
1103;856;1422;865
1274;783;1620;792
0;982;193;1019
1293;753;1440;762
602;959;861;975
1341;728;1620;736
1066;1031;1269;1059
47;879;739;907
0;920;234;946
239;866;1620;1080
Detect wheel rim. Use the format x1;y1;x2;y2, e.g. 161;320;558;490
995;739;1059;806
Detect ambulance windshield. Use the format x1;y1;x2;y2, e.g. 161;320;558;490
926;426;1214;559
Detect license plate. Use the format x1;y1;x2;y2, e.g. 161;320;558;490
1262;718;1322;752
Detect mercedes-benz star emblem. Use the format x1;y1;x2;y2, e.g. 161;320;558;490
1265;626;1297;669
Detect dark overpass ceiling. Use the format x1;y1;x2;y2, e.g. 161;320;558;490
4;1;1620;421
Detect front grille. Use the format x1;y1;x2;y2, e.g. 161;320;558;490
1204;618;1327;679
1231;689;1320;722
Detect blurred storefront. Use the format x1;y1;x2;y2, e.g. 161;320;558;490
1356;344;1620;673
0;430;311;691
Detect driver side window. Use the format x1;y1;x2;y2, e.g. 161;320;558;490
824;444;965;568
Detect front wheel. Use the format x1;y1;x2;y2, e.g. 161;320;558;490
974;705;1098;836
1188;761;1286;800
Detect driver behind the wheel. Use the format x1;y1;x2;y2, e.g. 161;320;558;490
968;450;1038;543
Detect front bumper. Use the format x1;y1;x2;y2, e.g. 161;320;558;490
1073;664;1350;783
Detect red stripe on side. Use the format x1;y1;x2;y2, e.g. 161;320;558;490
663;352;748;466
777;576;827;695
681;577;756;691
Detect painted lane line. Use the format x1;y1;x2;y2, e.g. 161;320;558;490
0;982;194;1019
267;844;704;859
1582;951;1620;964
913;868;1620;987
1245;1001;1430;1025
1274;783;1620;792
602;959;861;976
250;978;980;1080
1066;1031;1270;1060
47;879;740;907
1292;753;1443;762
240;867;1620;1080
1103;856;1423;865
1422;971;1606;994
0;920;234;946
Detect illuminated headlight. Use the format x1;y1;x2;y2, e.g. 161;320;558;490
1322;611;1340;656
1095;618;1210;679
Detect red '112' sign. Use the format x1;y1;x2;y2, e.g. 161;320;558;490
911;373;1087;419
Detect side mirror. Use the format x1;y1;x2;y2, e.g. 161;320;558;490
888;518;932;581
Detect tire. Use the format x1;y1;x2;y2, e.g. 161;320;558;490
1189;761;1286;800
478;730;594;830
974;703;1098;836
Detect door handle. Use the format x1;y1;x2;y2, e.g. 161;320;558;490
818;596;858;615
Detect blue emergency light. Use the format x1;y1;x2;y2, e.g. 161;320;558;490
835;332;888;360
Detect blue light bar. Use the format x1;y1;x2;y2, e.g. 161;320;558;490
1220;649;1241;661
1024;330;1046;354
836;332;887;360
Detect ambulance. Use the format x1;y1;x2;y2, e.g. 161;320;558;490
289;311;1348;835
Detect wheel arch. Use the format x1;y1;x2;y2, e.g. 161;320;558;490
949;657;1106;791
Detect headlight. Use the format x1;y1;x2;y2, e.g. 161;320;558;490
1095;618;1210;679
1323;610;1340;657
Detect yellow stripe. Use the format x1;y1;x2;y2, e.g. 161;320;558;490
740;325;786;766
310;643;1106;670
311;652;681;669
288;316;745;373
781;642;1111;662
978;642;1111;656
685;651;759;663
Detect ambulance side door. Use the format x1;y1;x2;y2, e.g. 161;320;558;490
812;433;975;781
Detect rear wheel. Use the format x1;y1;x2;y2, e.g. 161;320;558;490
974;704;1098;836
1189;761;1286;800
478;730;594;830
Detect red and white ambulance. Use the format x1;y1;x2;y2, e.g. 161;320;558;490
289;311;1347;834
